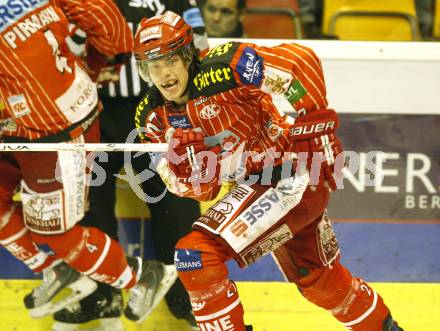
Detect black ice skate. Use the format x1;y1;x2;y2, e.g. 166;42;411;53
23;261;97;318
124;256;178;323
383;314;404;331
52;282;124;331
183;311;199;330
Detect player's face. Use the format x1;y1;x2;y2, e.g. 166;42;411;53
202;0;243;37
148;54;190;105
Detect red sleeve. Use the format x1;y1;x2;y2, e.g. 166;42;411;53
137;101;221;202
56;0;133;56
230;42;329;113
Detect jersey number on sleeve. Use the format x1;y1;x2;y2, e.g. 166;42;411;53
44;30;73;74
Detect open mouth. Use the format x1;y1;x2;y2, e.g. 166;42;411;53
161;80;178;90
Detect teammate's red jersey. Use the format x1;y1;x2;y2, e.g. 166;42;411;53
0;0;133;140
135;41;329;200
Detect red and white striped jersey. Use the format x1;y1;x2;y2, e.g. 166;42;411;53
0;0;133;140
135;41;329;200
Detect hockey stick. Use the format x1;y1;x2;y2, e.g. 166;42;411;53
0;143;168;153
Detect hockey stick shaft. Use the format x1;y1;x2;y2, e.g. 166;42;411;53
0;143;168;153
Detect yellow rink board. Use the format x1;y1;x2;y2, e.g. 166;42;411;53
0;280;439;331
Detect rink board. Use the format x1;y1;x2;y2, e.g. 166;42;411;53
2;222;438;282
0;280;439;331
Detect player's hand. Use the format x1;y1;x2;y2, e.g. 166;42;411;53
94;66;121;85
290;108;339;140
84;44;131;85
294;132;344;191
166;128;221;182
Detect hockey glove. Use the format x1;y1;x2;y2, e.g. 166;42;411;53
289;108;339;140
166;128;222;184
84;44;131;85
294;132;344;191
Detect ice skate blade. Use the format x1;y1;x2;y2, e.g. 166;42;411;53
29;276;97;318
136;264;178;324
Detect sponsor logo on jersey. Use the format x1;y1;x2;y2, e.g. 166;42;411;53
284;79;307;104
193;66;233;92
206;42;234;58
241;189;280;226
71;151;87;219
241;224;293;265
198;316;235;331
194;185;254;234
191;301;206;312
0;118;17;133
168;114;192;128
317;210;339;266
208;200;234;218
263;75;291;93
261;66;293;95
194;96;209;106
228;218;247;237
5;242;32;261
55;65;98;123
128;0;165;14
174;249;203;271
213;201;234;214
222;184;301;255
22;193;62;232
136;96;149;112
135;97;150;139
236;47;263;86
68;80;95;112
8;94;30;118
204;201;233;224
229;185;254;202
265;119;282;141
200;103;221;120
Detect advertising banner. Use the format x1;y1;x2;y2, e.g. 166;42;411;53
329;114;440;221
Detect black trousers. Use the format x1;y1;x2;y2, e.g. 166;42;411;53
80;95;200;319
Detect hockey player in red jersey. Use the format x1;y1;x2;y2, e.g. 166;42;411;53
0;0;176;323
133;11;404;331
51;1;209;329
